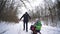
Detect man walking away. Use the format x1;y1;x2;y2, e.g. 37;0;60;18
20;12;31;32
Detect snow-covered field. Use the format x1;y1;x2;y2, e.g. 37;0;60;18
0;21;60;34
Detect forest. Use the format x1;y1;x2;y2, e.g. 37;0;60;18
0;0;60;27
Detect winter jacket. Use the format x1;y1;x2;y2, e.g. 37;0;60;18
34;21;42;30
20;12;31;22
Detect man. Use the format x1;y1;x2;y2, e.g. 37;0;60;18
20;12;31;32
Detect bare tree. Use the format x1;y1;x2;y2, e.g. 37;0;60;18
0;0;19;23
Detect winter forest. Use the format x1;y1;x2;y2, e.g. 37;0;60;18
0;0;60;34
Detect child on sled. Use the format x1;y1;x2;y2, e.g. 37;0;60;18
30;19;42;34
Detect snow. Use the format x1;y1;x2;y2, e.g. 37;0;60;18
0;21;60;34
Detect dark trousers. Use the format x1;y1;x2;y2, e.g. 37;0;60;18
23;21;28;32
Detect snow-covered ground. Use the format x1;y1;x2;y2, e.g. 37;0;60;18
0;21;60;34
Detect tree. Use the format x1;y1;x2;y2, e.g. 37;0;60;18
56;0;60;20
0;0;19;23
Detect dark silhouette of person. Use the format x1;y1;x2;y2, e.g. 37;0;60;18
20;12;31;32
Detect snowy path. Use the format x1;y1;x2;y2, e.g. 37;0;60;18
0;21;60;34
